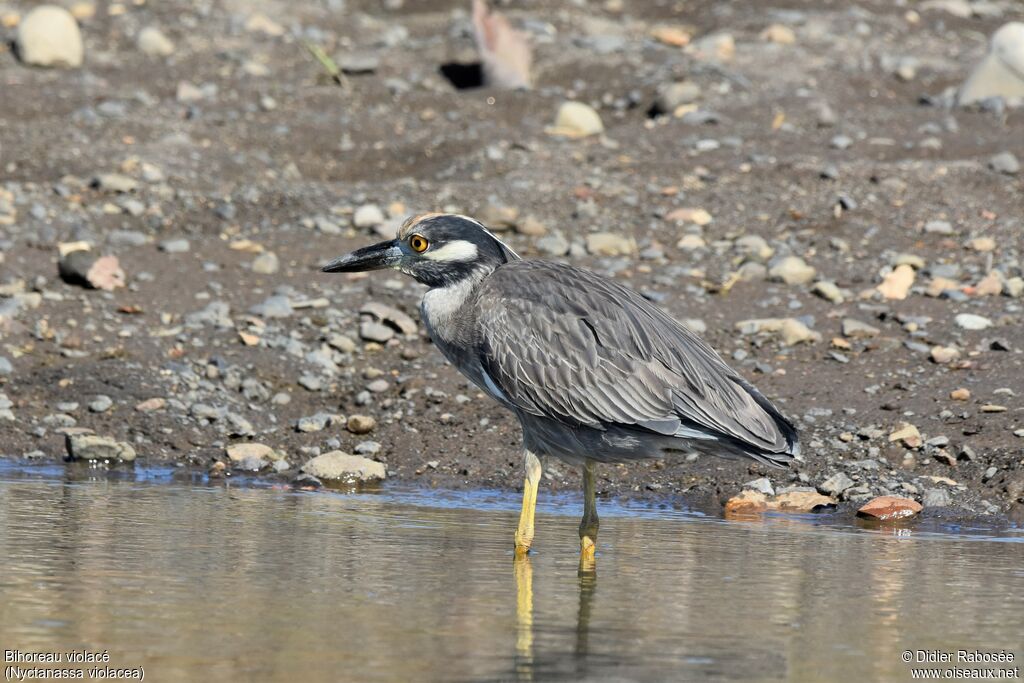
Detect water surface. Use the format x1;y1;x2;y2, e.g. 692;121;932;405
0;463;1021;682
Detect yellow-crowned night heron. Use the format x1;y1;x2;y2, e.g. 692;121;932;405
323;213;798;561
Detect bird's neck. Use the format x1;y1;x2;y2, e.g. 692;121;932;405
421;271;484;325
420;268;489;343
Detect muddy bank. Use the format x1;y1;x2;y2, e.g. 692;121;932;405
0;0;1022;521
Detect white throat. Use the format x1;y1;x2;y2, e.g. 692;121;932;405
420;275;481;339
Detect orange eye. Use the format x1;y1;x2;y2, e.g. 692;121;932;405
410;235;429;253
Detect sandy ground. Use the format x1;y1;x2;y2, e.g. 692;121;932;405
1;0;1022;521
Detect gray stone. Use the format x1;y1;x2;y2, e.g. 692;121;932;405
841;318;880;339
236;455;269;471
366;379;390;393
338;51;381;73
159;238;190;253
108;230;149;246
65;433;137;462
537;233;570;256
743;477;775;496
811;101;837;127
924;220;954;235
818;472;855;496
989;152;1020;175
313;216;342;234
119;198;146;217
922;487;952;507
92;173;138;193
190;403;222;420
353;204;385;228
225;413;255;437
830;134;853;150
359;320;394;343
249;295;293;318
296;412;336;433
301;451;386;482
186;301;232;328
252;252;279;274
354;440;381;455
0;356;12;375
655;81;701;112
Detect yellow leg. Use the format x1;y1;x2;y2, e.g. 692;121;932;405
514;450;542;556
513;554;534;677
579;460;599;573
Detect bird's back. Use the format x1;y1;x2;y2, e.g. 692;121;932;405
472;260;799;466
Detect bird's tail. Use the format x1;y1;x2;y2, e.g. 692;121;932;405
732;378;800;468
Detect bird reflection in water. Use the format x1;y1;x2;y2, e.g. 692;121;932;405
513;554;598;681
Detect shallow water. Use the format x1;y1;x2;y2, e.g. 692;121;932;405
0;463;1021;682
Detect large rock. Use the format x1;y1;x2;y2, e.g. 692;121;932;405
857;496;922;521
16;6;83;68
301;451;385;483
959;23;1024;105
65;433;136;462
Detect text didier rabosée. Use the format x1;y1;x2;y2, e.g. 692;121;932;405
914;650;1016;663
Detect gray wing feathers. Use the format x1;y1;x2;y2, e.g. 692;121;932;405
475;261;791;455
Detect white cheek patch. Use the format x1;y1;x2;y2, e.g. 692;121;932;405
422;240;478;262
455;214;520;259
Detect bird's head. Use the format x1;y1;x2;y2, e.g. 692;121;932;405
321;213;519;287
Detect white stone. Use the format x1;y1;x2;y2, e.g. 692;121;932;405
137;26;175;57
954;313;992;330
16;6;83;68
550;101;604;137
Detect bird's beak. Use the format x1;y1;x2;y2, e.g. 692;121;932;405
321;240;403;273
